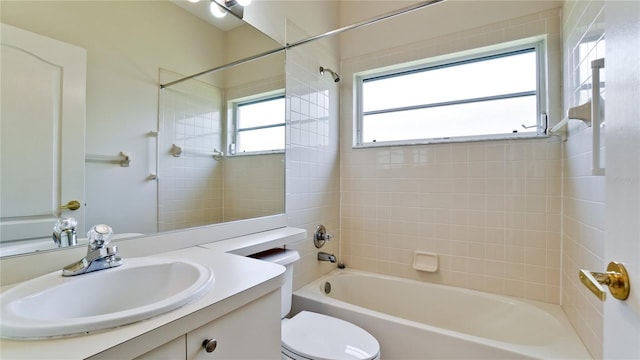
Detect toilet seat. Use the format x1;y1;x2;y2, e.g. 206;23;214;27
282;311;380;360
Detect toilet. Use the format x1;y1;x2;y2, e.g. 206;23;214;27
251;249;380;360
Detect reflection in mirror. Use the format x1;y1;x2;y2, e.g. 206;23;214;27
158;52;285;231
0;0;284;257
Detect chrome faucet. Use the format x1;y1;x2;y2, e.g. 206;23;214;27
62;224;123;276
318;251;337;263
52;217;78;247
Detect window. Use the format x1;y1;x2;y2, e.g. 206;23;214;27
356;40;546;146
230;93;285;154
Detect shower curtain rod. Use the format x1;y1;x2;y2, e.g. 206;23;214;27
160;47;285;89
160;0;445;89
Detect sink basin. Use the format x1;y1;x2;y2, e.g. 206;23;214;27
0;257;214;339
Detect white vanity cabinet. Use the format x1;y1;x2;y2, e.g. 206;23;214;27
186;290;281;359
113;288;282;360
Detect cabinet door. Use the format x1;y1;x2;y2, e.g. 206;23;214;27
135;335;186;360
187;291;281;359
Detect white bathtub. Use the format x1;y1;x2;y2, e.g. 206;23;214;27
292;269;591;359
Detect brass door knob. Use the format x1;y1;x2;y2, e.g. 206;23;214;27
579;261;630;301
61;200;81;211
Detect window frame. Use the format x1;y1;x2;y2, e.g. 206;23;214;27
354;38;548;148
229;90;285;156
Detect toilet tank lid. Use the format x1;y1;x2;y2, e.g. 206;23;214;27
249;248;300;265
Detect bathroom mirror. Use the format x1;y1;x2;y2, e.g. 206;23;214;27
0;0;285;257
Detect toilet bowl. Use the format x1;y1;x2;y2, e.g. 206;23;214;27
251;249;380;360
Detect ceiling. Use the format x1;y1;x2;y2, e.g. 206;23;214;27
171;0;245;32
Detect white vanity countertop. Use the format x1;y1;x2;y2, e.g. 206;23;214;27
199;226;306;255
0;246;286;359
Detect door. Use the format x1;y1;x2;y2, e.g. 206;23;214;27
603;1;640;358
0;23;86;242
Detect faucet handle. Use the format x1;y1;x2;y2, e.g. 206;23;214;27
54;217;77;232
314;224;334;248
53;217;78;247
87;224;113;249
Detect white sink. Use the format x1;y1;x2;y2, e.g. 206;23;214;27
0;257;214;339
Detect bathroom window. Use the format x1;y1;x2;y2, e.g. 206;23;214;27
355;39;547;146
230;92;285;154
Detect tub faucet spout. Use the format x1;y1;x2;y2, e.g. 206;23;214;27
318;251;336;263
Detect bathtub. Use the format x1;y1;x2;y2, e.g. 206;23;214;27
291;269;591;359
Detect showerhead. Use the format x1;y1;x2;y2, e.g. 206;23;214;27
319;66;340;82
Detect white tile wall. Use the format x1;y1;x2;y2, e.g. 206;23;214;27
561;1;606;358
158;71;224;231
339;9;564;304
340;140;563;303
285;21;341;290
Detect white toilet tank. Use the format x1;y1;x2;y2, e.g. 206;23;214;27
250;248;300;318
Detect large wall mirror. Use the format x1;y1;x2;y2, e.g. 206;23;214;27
0;0;285;257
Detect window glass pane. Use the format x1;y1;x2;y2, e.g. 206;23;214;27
362;50;537;113
238;97;285;128
237;126;284;153
362;95;537;143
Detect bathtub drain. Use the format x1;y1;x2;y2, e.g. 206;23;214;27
323;281;332;294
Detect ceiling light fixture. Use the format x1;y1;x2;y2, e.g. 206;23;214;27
209;0;227;18
208;0;251;19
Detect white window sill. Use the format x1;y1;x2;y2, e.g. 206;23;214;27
227;150;284;157
355;132;548;149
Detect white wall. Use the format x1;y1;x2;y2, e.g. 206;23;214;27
245;0;341;53
224;154;285;221
339;0;563;59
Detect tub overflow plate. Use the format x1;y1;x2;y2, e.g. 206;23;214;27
323;281;332;294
